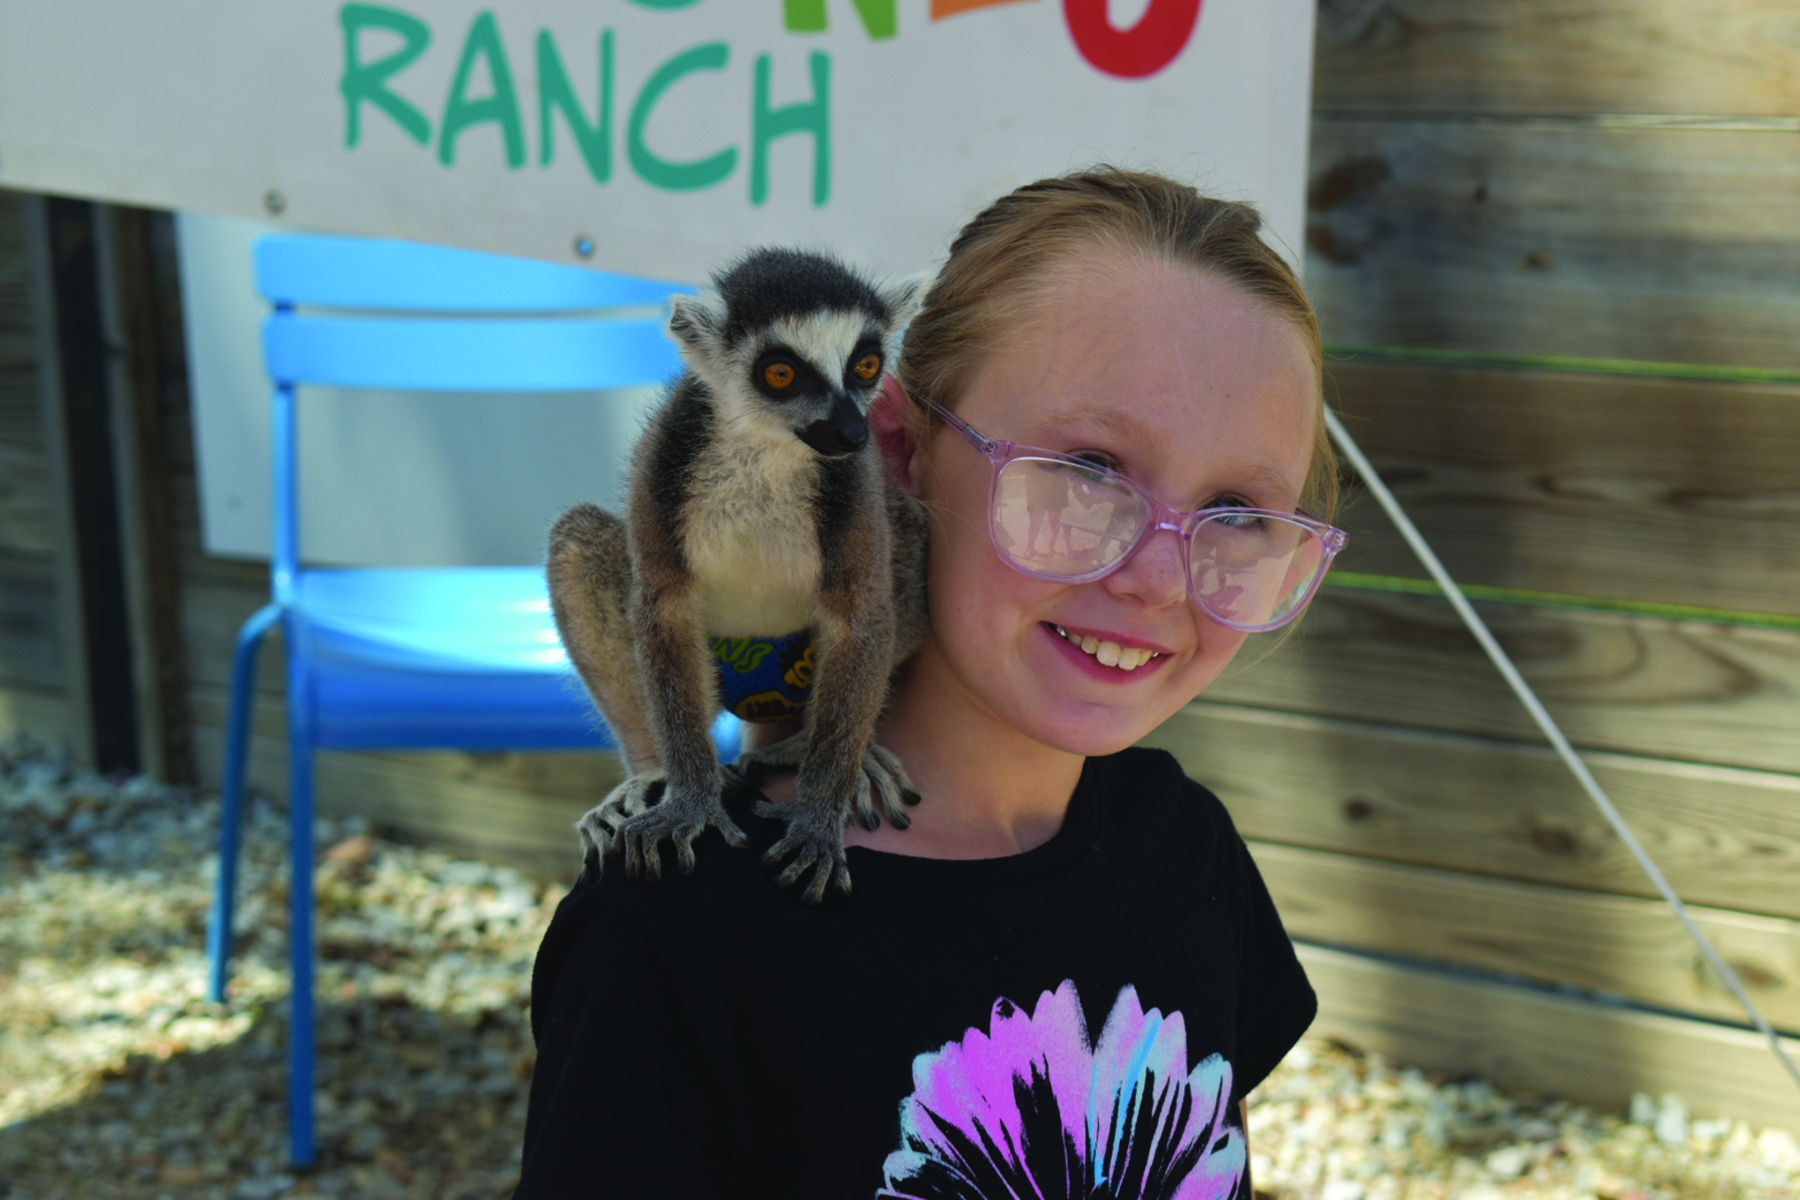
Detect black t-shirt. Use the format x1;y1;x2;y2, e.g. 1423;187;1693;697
515;746;1315;1198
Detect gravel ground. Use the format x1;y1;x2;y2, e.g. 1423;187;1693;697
1;746;1796;1199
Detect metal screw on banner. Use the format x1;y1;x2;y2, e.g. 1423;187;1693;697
264;190;286;216
573;235;594;259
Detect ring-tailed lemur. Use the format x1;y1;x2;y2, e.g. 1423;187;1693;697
547;248;929;903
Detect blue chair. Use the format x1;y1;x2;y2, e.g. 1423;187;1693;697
204;234;739;1168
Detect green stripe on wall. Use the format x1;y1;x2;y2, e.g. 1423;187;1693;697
1323;344;1800;386
1326;572;1800;632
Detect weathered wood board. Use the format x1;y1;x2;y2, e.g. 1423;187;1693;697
1299;943;1800;1134
1314;0;1800;118
0;681;71;747
0;550;63;691
1142;702;1800;921
1306;122;1800;369
1204;590;1800;778
188;686;619;878
1326;359;1800;617
1255;840;1800;1031
0;187;70;747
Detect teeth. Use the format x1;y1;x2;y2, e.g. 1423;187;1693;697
1053;625;1157;672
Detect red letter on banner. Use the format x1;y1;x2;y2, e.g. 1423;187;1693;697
1063;0;1202;79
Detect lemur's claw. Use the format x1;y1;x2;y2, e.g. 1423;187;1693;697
857;743;916;832
611;783;747;883
574;771;665;867
761;807;852;905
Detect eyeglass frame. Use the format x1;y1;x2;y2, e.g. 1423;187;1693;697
911;390;1349;633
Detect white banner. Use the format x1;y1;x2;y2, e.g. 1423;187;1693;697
2;1;1315;279
8;0;1316;565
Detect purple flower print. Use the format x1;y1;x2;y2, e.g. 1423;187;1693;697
879;980;1244;1199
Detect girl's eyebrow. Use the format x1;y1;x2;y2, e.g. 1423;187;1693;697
1033;408;1155;446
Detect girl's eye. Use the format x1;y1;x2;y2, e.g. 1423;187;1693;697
1206;496;1265;528
764;362;796;388
854;353;881;380
1066;453;1120;485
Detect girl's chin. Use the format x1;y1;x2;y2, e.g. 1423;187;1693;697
1014;705;1159;759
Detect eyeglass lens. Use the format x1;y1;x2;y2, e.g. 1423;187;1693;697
989;457;1326;630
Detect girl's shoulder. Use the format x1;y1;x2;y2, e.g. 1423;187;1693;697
1087;744;1243;841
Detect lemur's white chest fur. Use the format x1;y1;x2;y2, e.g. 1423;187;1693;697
681;425;823;636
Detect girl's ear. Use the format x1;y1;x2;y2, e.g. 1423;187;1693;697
870;374;921;495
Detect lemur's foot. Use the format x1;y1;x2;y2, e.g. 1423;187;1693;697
755;797;851;904
737;735;919;831
614;778;749;881
574;771;664;863
855;742;919;832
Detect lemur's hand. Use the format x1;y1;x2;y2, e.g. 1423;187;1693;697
756;794;853;904
574;771;664;864
611;769;750;881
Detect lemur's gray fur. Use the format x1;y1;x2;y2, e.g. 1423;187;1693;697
547;248;929;903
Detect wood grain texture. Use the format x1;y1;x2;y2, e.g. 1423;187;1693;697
188;688;621;878
1314;0;1800;118
1306;122;1800;369
1326;359;1800;616
1143;702;1800;920
0;550;64;691
1255;840;1800;1030
1299;944;1800;1132
1204;590;1800;777
0;681;72;746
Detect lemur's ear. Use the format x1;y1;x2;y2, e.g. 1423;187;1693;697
667;292;727;365
882;273;931;335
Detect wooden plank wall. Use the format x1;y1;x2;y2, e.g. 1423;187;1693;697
1143;0;1800;1127
0;190;76;744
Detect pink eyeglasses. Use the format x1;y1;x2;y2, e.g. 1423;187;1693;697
916;393;1347;632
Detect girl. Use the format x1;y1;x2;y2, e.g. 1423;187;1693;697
514;168;1343;1198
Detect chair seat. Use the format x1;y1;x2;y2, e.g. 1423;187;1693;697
290;566;610;750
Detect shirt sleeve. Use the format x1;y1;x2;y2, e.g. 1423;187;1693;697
514;858;727;1198
1227;826;1317;1099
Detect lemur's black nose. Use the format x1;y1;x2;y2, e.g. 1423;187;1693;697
799;395;869;457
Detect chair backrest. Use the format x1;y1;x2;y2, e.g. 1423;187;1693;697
257;235;694;392
254;233;694;590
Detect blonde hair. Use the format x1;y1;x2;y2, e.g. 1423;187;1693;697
898;167;1338;520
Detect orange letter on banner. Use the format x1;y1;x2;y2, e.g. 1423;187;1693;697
1063;0;1201;79
931;0;1037;18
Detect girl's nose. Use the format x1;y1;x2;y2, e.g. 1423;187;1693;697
1101;526;1188;608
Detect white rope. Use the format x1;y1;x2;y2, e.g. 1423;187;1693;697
1323;405;1800;1093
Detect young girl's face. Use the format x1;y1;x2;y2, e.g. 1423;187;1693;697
907;249;1319;758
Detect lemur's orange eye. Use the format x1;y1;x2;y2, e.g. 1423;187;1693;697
764;362;796;388
855;353;881;380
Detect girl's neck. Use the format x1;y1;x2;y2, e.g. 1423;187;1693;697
845;650;1086;860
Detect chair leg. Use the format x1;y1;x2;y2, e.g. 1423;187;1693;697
288;682;319;1169
288;738;318;1168
207;603;282;1004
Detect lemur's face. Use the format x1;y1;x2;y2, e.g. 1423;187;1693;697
667;252;925;458
737;310;890;456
